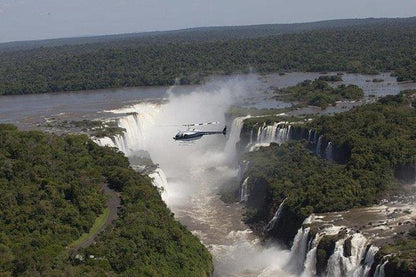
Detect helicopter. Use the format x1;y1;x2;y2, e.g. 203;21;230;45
173;121;227;141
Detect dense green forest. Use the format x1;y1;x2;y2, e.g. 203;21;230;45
242;91;416;243
1;17;414;52
377;228;416;276
0;18;415;95
273;79;363;108
0;125;212;276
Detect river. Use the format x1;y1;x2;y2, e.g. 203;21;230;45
1;72;415;276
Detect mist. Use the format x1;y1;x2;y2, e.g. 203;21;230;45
104;77;297;276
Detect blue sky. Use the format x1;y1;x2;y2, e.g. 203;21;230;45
0;0;415;43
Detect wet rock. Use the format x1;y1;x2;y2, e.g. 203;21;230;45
343;236;353;257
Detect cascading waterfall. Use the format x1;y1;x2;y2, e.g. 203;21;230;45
149;168;168;190
301;233;322;277
97;103;159;155
249;128;255;145
237;160;250;182
249;122;291;151
288;215;380;277
91;80;304;276
374;260;388;277
265;198;288;232
240;177;249;202
224;116;251;160
308;129;313;142
325;233;368;277
316;135;323;156
325;142;333;161
114;113;144;155
352;245;379;277
94;136;117;149
289;227;311;274
313;130;319;145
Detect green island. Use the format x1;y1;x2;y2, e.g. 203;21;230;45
240;91;416;273
0;124;213;276
273;79;364;109
43;119;126;138
374;228;416;276
1;17;416;95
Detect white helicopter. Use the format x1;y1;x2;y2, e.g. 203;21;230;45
173;121;227;141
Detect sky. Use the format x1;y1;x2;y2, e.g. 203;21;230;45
0;0;415;43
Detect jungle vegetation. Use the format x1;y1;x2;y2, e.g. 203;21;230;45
0;124;212;276
0;18;415;95
273;79;364;108
242;91;416;241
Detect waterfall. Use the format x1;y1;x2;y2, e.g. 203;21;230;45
113;113;144;155
316;135;323;156
265;198;287;232
313;130;318;144
301;234;321;277
149;168;168;191
224;116;250;159
249;121;291;151
325;142;333;160
352;245;379;277
374;260;388;277
325;233;368;277
237;161;250;183
289;214;379;277
240;177;249;202
249;127;255;145
308;129;313;142
94;136;117;148
289;227;311;274
94;103;159;156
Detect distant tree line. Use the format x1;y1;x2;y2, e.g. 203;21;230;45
0;24;415;95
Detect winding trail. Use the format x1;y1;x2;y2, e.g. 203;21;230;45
71;184;121;251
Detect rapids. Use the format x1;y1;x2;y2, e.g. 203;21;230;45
96;79;294;276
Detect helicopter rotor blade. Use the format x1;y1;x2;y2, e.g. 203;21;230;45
183;121;219;127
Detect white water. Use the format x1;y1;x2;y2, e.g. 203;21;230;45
240;177;249;202
288;215;381;277
289;227;311;274
265;198;288;233
249;122;291;151
148;167;168;197
97;79;295;276
224;115;250;161
94;78;388;276
325;141;333;161
353;245;379;277
316;135;323;156
325;233;368;277
374;260;388;277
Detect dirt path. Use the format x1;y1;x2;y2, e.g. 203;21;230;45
72;184;121;251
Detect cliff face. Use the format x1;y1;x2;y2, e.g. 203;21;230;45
370;252;416;277
242;176;304;245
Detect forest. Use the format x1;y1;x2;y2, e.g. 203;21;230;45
0;124;212;276
273;79;364;109
242;91;416;244
0;18;415;95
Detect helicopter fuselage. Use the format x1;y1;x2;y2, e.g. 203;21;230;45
173;127;226;141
